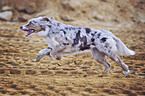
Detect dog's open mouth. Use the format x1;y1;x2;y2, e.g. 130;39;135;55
23;29;35;37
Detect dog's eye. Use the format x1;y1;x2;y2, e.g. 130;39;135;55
33;21;37;23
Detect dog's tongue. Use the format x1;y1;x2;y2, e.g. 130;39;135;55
25;30;35;37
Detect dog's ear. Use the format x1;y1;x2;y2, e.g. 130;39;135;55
41;17;55;24
39;17;53;29
42;17;50;22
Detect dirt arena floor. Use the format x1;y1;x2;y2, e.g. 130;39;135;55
0;22;145;96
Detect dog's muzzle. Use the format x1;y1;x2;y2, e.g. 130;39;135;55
20;26;35;37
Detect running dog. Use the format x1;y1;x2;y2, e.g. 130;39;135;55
20;17;135;76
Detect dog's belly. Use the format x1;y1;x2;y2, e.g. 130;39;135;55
58;44;90;56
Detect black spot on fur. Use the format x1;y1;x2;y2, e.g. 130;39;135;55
57;23;60;26
79;36;90;51
97;33;101;38
104;43;109;48
60;29;63;31
72;27;75;30
91;43;95;45
72;30;81;46
91;33;95;37
80;36;87;45
65;27;68;30
85;28;91;33
60;29;66;34
100;37;108;43
47;25;52;28
72;30;90;51
63;43;69;45
65;37;68;40
80;45;90;51
79;42;90;51
91;38;95;42
108;50;111;53
63;31;66;34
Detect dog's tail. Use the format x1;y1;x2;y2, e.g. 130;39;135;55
113;37;135;56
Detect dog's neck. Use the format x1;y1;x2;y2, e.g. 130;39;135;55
36;21;79;45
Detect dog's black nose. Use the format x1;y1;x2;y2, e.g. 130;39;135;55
20;26;23;29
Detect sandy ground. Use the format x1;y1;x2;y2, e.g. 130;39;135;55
0;22;145;96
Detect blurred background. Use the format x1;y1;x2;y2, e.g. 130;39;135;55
0;0;145;96
0;0;144;28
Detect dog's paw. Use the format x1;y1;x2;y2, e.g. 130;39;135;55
54;55;61;60
34;54;44;62
34;58;39;62
56;57;61;60
123;70;130;76
34;57;40;62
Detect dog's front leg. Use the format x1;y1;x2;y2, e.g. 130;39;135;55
35;47;53;62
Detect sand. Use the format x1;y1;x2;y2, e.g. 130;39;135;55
0;20;144;96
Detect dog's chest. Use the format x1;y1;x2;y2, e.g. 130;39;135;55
43;36;59;48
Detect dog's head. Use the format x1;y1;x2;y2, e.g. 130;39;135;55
20;17;54;37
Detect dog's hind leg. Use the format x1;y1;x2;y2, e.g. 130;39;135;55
51;45;67;60
91;48;111;72
109;52;130;76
